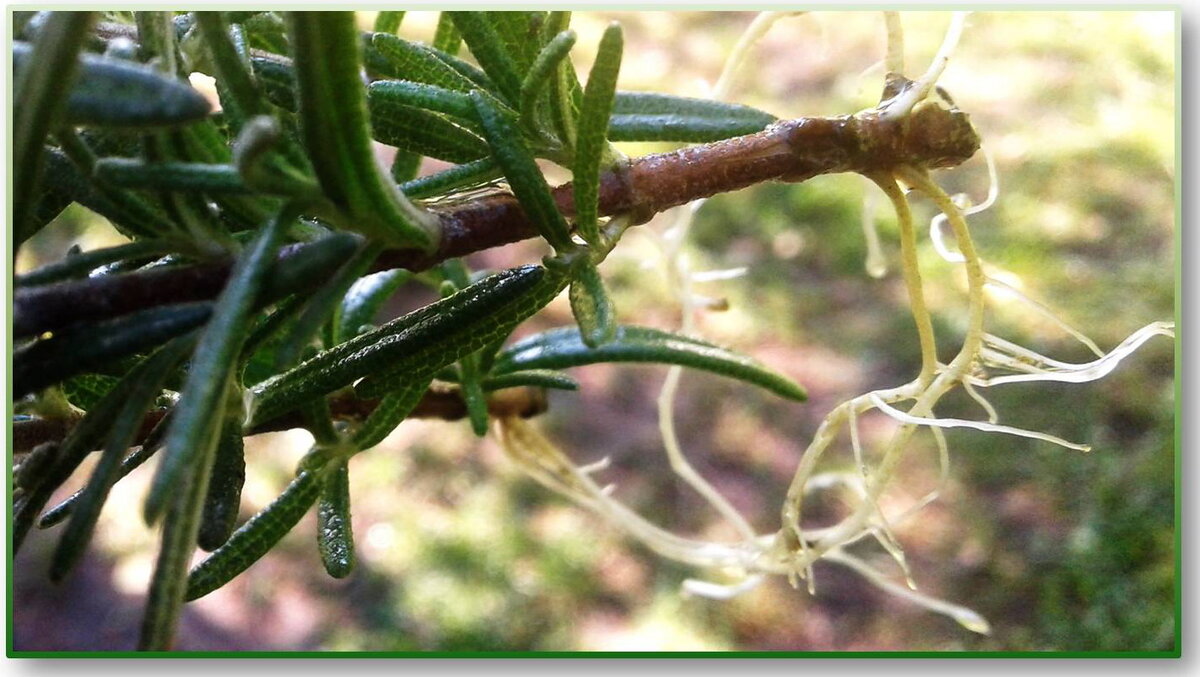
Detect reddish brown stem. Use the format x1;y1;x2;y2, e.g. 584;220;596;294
14;95;980;338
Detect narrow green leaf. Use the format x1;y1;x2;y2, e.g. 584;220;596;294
608;114;775;143
352;377;432;451
368;99;489;164
573;22;623;247
568;260;617;348
50;338;192;581
487;11;546;72
470;90;574;252
15;240;171;288
196;417;247;551
194;12;266;122
545;12;582;153
61;373;121;411
520;31;576;131
144;208;289;524
317;459;355;578
13;302;213;398
613;91;778;122
287;12;439;250
367;80;478;126
481;369;579;392
93;159;249;193
337;268;412;344
184;469;322;602
39;409;175;530
14;12;95;246
249;56;297;111
249;265;568;423
373;10;404;34
368;32;478;93
493;325;808;402
431;13;461;54
441;260;489;437
399;157;500;199
139;410;224;651
390;150;422;184
606;92;776;142
16;41;211;128
448;11;524;103
274;241;382;370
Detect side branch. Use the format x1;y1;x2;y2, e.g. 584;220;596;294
15;89;979;338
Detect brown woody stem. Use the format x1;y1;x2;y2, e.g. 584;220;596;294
14;90;979;339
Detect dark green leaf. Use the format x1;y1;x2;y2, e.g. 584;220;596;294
493;325;808;402
185;468;322;601
398;157;501;199
608;114;774;143
50;338;192;581
568;260;617;347
520;30;576;131
448;11;523;103
249;265;568;422
144;208;288;524
481;369;579;392
14;12;95;246
337;268;412;344
196;418;247;551
471;90;574;252
573;22;623;246
367;32;478;92
317;459;355;578
13;302;213;398
286;12;439;249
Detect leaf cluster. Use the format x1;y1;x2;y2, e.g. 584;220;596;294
11;10;798;650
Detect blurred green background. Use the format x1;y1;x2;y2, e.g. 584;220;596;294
13;11;1176;652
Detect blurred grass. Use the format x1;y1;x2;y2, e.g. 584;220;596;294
13;11;1175;652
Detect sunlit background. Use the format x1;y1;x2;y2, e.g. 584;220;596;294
13;10;1176;652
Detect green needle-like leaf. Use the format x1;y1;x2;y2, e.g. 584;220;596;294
317;459;355;578
286;12;439;250
49;338;192;581
369;99;489;164
368;32;479;93
573;22;623;247
471;90;574;253
145;208;289;524
337;268;412;344
15;240;172;288
612;91;778;123
481;369;579;392
14;12;95;246
607;114;775;143
431;12;462;54
373;10;404;34
520;31;577;131
448;11;524;104
13;40;211;128
352;377;432;452
249;265;568;423
196;416;247;551
606;92;777;142
368;80;479;127
274;241;382;370
93;159;250;193
568;260;617;348
185;468;323;601
493;325;808;402
13;302;213;398
399;157;501;199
